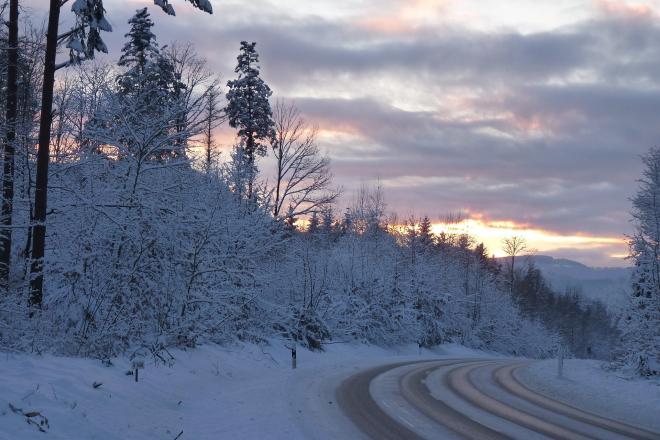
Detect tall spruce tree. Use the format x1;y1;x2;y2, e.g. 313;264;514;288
622;147;660;375
115;8;185;159
117;9;181;102
225;41;274;199
118;8;158;76
419;216;434;250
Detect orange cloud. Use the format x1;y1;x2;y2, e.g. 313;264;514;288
353;0;454;35
595;0;657;19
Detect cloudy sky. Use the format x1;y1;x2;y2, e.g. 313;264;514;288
27;0;660;266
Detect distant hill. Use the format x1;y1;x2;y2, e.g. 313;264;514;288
499;255;632;309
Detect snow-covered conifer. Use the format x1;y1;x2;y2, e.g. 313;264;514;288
620;147;660;376
419;216;434;249
226;42;274;198
118;8;158;73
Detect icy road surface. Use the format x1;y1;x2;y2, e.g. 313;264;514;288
336;359;660;440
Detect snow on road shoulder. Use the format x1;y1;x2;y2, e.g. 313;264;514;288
0;342;486;440
518;358;660;431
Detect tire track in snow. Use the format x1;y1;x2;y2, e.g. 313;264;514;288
337;358;660;440
493;364;660;440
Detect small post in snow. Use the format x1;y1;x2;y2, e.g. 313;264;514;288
557;346;564;378
291;342;297;370
132;357;144;383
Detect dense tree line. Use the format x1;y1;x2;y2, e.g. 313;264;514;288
511;261;619;360
0;5;629;364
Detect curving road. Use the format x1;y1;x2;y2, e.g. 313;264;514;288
336;359;660;440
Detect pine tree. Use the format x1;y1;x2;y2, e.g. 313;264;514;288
117;8;180;101
118;8;158;74
418;216;434;250
622;147;660;375
225;41;274;199
114;8;185;160
405;217;419;265
320;208;334;237
307;212;319;234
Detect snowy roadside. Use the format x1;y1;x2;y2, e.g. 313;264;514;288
0;342;485;440
518;358;660;431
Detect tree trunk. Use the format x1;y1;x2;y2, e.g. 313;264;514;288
0;0;19;290
510;254;515;293
246;134;254;200
205;92;213;172
29;0;61;308
274;142;282;217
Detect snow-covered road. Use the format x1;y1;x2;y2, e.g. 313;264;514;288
337;359;660;440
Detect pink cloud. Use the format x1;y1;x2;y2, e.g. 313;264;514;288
595;0;657;19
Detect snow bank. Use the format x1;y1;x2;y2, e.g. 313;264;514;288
518;358;660;431
0;342;486;440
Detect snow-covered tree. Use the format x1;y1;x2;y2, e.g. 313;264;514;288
111;9;190;160
29;0;212;309
418;216;434;250
620;147;660;376
226;41;274;199
117;9;182;104
30;0;113;308
118;8;158;75
154;0;213;16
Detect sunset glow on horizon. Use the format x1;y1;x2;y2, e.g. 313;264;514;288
427;217;628;266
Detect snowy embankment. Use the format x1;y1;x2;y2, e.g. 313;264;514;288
518;358;660;432
0;343;482;440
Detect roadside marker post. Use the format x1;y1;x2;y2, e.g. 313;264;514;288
132;358;144;383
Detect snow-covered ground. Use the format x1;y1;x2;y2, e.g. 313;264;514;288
519;358;660;431
2;344;658;440
0;342;483;440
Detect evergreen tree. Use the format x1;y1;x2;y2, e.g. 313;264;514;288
225;41;275;199
118;8;158;74
405;217;419;265
307;212;319;234
117;8;181;102
320;208;335;237
622;147;660;375
113;8;185;160
418;216;434;250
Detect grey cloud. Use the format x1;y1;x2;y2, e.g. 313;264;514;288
27;1;660;264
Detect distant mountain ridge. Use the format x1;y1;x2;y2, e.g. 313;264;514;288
500;255;632;308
